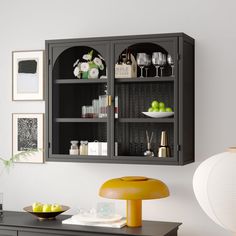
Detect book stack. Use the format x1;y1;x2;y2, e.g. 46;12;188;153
62;214;126;228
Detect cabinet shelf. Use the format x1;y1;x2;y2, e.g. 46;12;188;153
55;118;107;123
115;77;174;83
55;79;108;84
117;118;174;123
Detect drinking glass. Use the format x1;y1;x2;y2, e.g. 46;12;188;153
144;55;151;77
152;52;163;77
136;53;148;78
96;202;115;218
159;54;166;77
167;54;174;77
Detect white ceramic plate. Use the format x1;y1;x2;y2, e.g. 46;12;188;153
72;213;123;223
142;112;174;118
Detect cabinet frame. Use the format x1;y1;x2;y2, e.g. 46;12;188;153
45;33;194;165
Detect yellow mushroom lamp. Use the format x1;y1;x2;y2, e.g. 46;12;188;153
99;176;169;227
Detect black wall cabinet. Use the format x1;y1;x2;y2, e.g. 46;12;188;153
45;33;194;165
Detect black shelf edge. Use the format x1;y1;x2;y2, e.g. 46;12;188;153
55;118;107;123
55;79;108;84
117;118;174;123
47;155;179;165
115;77;175;83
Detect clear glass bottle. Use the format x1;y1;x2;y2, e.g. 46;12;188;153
80;141;88;155
69;140;79;155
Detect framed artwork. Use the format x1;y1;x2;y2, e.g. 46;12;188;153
12;50;44;100
12;113;44;163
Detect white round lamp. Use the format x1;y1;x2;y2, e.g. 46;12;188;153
193;147;236;234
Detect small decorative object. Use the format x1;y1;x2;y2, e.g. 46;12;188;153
80;141;88;155
88;141;107;156
73;50;105;79
0;193;3;218
143;100;174;118
96;202;115;218
88;141;101;156
12;113;44;163
115;96;118;118
23;204;69;220
69;141;79;155
12;50;44;100
99;95;108;118
158;131;171;157
92;99;99;118
144;130;154;157
115;53;137;78
193;147;236;234
99;176;169;227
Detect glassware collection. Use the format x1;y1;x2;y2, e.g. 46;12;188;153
115;49;174;78
81;95;118;119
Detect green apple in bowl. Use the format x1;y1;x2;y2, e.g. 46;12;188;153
51;204;62;212
42;204;52;212
159;102;165;109
159;108;166;112
166;107;173;112
148;107;154;112
153;108;159;112
151;100;159;109
32;202;43;212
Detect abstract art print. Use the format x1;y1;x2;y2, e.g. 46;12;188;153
12;50;44;100
12;113;44;163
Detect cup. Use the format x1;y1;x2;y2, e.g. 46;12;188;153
0;193;3;217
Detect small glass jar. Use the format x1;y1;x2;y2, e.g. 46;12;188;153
69;140;79;155
80;141;88;155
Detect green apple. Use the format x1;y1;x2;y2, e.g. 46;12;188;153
153;108;159;112
151;100;159;109
165;107;173;112
159;108;166;112
42;204;52;212
51;204;62;212
159;102;165;109
148;107;154;112
32;202;43;212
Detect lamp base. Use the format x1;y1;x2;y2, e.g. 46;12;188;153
126;200;142;227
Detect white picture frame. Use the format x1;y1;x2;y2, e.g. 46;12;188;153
12;113;44;163
12;50;44;100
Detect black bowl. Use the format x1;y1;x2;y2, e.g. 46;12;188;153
23;205;70;220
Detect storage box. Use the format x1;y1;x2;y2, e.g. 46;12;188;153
88;142;118;156
115;54;137;78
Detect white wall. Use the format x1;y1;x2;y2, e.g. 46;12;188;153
0;0;235;235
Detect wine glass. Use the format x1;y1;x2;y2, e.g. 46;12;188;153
144;55;151;77
159;54;166;77
136;53;147;78
152;52;163;77
167;54;174;77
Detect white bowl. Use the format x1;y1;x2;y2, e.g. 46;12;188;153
142;112;174;118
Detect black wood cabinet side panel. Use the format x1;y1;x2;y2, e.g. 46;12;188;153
178;37;195;165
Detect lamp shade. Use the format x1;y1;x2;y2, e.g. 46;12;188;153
193;148;236;233
99;176;169;227
99;176;169;200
